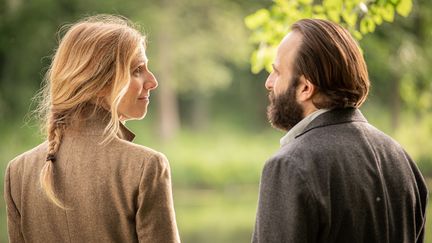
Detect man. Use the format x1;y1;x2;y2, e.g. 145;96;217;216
252;19;428;243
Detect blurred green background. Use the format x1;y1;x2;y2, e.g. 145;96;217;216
1;0;431;242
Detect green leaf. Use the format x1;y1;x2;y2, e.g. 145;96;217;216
298;0;313;5
251;49;264;74
312;13;328;20
344;0;358;11
360;20;367;35
381;3;395;22
265;46;277;73
328;9;341;23
373;14;383;25
245;9;270;30
353;30;363;40
323;0;339;9
245;0;414;75
396;0;413;17
250;43;277;74
313;5;325;14
342;11;357;27
360;17;375;34
367;18;376;32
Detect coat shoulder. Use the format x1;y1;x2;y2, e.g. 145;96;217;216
7;141;48;171
112;138;169;168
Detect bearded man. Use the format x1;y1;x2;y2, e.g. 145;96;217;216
252;19;428;243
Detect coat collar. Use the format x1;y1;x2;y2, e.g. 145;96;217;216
66;106;135;142
118;122;135;142
280;109;329;146
295;108;368;139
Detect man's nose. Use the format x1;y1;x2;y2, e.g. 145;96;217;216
265;74;274;91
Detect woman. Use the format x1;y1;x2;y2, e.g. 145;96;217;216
4;15;180;243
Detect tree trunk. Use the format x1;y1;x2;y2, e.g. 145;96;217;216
390;77;400;131
155;0;180;142
6;0;21;13
190;92;209;131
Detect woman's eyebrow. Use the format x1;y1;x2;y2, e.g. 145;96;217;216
132;59;147;69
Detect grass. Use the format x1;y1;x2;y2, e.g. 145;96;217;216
0;120;279;243
174;186;259;243
1;113;432;243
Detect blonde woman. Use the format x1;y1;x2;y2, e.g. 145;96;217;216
4;15;180;243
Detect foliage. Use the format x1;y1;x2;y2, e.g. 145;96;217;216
394;114;432;177
131;0;252;95
0;0;431;242
361;0;432;117
245;0;414;73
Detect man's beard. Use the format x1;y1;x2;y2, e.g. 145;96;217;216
267;80;304;131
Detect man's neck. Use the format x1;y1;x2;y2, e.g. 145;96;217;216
302;104;318;118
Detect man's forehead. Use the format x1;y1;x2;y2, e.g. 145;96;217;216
275;31;302;63
282;32;302;50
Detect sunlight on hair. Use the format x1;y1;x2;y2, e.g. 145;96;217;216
35;14;145;208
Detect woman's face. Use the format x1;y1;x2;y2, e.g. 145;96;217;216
118;45;158;121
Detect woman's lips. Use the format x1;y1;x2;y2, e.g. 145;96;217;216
138;95;149;101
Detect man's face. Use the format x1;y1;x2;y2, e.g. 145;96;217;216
265;31;305;131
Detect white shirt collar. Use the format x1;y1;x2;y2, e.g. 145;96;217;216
280;109;329;146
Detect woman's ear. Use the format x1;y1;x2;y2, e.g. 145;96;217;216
94;86;112;110
296;75;316;102
97;83;114;101
97;87;109;97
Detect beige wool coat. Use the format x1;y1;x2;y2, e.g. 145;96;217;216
4;109;181;243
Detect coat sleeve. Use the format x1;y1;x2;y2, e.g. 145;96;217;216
252;156;319;243
404;151;429;243
4;163;25;243
135;152;180;243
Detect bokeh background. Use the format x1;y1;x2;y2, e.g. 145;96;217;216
1;0;431;242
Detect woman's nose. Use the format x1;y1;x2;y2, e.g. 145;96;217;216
144;72;158;90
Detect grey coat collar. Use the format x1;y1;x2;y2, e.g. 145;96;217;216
295;108;368;139
280;109;329;146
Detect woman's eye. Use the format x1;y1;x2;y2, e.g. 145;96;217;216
133;67;142;77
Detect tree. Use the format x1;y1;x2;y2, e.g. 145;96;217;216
361;0;432;129
0;0;256;142
0;0;78;119
245;0;414;74
133;0;251;140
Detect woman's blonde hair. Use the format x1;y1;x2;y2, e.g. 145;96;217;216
37;14;145;208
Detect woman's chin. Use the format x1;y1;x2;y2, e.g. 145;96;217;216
120;112;147;122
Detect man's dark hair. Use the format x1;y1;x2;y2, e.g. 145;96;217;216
291;19;370;108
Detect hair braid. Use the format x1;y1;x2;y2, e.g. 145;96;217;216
39;112;67;208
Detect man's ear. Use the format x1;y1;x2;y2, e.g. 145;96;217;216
296;75;316;102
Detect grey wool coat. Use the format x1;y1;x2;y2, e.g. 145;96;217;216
252;108;428;243
4;109;181;243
